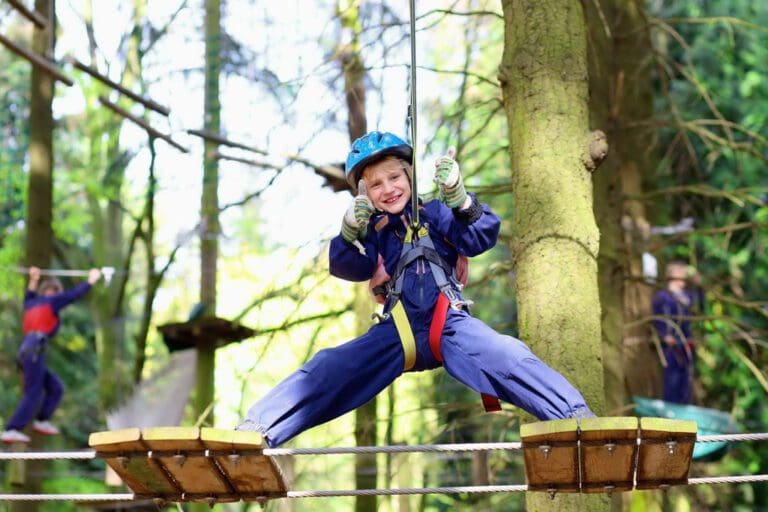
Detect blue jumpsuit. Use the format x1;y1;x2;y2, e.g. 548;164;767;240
652;287;703;404
241;196;591;447
5;282;93;431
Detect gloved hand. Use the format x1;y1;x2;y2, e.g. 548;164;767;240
341;180;374;243
434;147;467;209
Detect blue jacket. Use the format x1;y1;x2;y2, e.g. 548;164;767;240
329;195;500;315
651;287;704;343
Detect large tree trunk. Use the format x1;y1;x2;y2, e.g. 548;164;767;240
499;1;608;510
338;3;377;511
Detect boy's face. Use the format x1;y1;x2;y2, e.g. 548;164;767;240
361;158;411;214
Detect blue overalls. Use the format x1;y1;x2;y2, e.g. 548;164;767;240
652;288;703;404
5;282;92;431
241;196;591;447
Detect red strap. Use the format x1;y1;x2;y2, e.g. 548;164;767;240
429;293;502;413
481;393;502;412
428;293;449;362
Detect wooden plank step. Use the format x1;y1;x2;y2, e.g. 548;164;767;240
636;417;696;490
89;427;287;503
521;418;580;492
579;417;638;493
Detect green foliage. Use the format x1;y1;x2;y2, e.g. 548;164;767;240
646;0;768;508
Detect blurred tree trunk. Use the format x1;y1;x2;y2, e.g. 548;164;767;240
587;1;660;509
499;1;608;510
25;0;54;268
338;3;377;511
588;0;661;416
12;1;56;509
196;0;221;428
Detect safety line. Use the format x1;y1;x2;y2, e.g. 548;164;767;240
0;493;134;501
286;484;528;499
2;433;768;460
2;475;768;501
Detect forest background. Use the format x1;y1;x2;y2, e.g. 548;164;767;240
0;0;766;511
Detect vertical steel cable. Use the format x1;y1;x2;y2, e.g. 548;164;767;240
408;0;419;228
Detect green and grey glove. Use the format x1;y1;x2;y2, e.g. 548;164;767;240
434;147;468;209
341;180;374;243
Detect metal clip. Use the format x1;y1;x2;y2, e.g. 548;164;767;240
539;444;552;459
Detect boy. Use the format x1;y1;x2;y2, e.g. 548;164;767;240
652;261;704;404
1;266;102;443
238;131;593;447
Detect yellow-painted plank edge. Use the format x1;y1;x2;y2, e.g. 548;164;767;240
88;428;141;447
521;419;578;438
141;426;201;441
580;416;638;432
640;417;697;434
201;427;265;447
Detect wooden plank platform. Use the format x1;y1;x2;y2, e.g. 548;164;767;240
521;416;696;494
89;427;287;503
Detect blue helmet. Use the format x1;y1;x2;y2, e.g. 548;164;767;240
345;131;413;188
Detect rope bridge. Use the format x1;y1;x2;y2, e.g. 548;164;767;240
1;432;767;502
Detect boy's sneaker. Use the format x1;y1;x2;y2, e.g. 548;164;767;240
1;429;31;443
32;420;60;435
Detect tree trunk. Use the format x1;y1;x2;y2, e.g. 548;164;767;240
12;1;55;509
499;1;607;510
25;0;54;267
195;0;222;434
338;3;377;511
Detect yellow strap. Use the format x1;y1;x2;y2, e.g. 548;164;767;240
391;301;416;371
403;224;428;243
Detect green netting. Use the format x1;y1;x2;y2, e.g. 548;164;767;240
633;396;740;461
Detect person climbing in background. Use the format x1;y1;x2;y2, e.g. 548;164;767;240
237;131;594;447
1;266;102;444
652;260;704;404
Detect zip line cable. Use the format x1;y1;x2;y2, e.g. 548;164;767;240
407;0;419;229
0;265;118;284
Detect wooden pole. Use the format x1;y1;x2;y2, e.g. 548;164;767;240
98;96;188;153
0;33;72;85
67;57;170;116
5;0;47;29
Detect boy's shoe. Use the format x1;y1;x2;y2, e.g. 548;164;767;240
32;420;60;435
1;429;31;443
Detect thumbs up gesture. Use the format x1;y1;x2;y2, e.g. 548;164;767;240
341;179;375;243
434;147;467;209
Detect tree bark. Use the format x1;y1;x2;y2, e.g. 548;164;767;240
13;1;55;510
499;0;608;510
337;3;378;511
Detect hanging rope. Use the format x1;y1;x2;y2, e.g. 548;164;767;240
407;0;419;229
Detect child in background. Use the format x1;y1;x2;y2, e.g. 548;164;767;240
1;266;102;443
